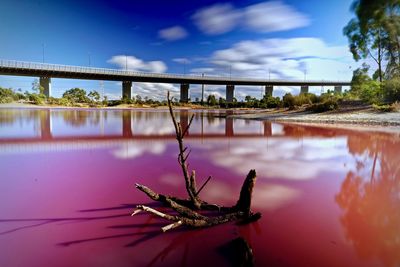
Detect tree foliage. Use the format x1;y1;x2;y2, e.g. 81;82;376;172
344;0;400;81
207;94;217;106
383;76;400;102
62;88;90;103
88;90;100;102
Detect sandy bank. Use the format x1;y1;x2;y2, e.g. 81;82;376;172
231;108;400;133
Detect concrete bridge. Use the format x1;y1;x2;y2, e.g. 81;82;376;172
0;59;351;102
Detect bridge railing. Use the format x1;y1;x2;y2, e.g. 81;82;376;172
0;59;229;79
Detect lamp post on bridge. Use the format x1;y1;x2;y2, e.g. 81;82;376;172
42;43;45;63
201;73;204;105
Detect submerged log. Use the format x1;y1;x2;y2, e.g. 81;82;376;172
132;92;261;231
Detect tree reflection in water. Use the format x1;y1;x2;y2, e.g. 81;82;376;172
336;132;400;267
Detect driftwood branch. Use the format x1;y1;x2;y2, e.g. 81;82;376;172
133;91;261;231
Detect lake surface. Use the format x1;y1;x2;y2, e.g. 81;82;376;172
0;108;399;267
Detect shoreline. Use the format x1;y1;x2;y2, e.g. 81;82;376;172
231;108;400;133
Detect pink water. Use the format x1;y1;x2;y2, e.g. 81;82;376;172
0;108;399;267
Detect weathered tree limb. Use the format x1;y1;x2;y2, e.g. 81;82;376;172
133;92;261;231
162;221;182;232
235;169;257;216
167;92;201;208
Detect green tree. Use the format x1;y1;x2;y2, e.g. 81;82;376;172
218;97;226;107
350;63;386;103
88;90;100;102
0;87;16;103
282;93;295;109
135;94;143;104
383;77;400;102
344;0;400;81
62;88;90;103
207;94;217;106
350;64;372;93
32;79;45;95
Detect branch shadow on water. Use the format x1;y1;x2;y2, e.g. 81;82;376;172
1;202;252;266
0;202;162;245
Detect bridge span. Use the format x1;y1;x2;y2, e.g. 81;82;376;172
0;59;351;102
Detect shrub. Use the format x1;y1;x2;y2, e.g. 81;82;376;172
62;88;90;103
0;96;14;103
307;99;339;113
383;77;400;103
372;103;396;112
359;80;383;104
263;96;282;108
282;93;295;109
47;97;73;106
121;97;134;104
28;93;46;105
0;88;16;103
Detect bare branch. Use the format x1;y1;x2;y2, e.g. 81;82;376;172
131;209;142;216
167;92;180;137
132;91;260;231
162;221;182;232
368;49;379;65
136;205;177;221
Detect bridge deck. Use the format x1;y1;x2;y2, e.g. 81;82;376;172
0;59;351;86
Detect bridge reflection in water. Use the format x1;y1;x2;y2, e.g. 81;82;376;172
0;109;278;145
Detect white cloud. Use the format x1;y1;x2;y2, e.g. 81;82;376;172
192;3;242;35
192;1;309;35
244;1;310;32
202;37;358;97
158;26;188;41
173;58;191;64
107;55;167;73
112;142;166;159
193;137;350;180
133;82;179;101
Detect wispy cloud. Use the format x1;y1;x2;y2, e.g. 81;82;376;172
192;3;241;35
158;25;188;41
209;37;356;81
107;55;167;73
186;37;357;98
132;82;179;100
192;1;309;35
244;1;310;32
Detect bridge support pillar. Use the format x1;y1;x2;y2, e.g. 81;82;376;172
180;84;189;103
40;77;51;97
264;121;272;137
40;109;52;139
180;110;189;133
300;85;309;94
265;85;273;97
122;110;133;137
122;81;132;99
225;117;234;137
226;85;235;103
334;86;342;94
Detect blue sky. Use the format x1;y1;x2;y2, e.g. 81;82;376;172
0;0;357;100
